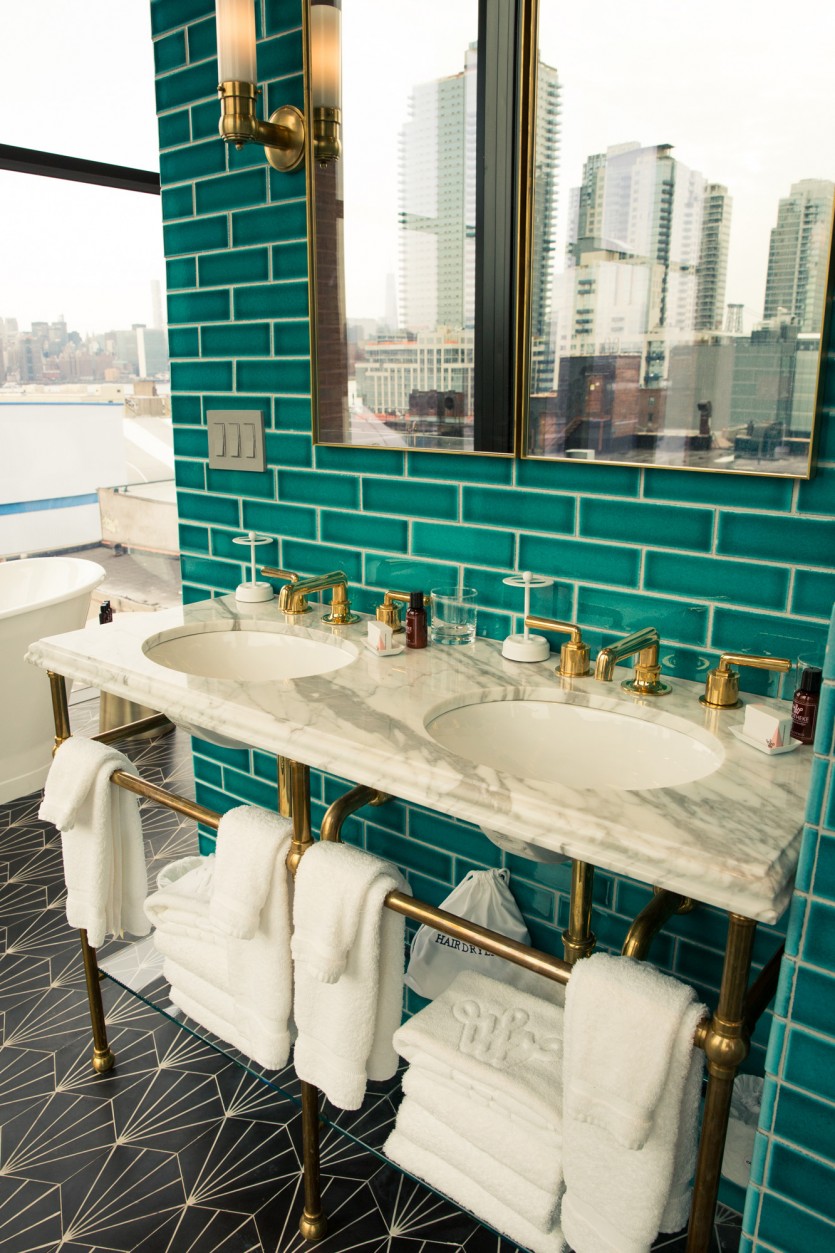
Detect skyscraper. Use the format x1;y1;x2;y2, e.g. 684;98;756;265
695;184;732;331
763;179;834;332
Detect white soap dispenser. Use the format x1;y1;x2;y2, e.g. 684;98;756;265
501;571;552;662
233;532;274;602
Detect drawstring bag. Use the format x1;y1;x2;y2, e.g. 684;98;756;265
404;868;531;1000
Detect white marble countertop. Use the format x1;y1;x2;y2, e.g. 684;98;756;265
27;595;812;924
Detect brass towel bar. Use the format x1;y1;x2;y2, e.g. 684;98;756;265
46;672;780;1253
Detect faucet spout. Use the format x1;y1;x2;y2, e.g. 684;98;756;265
594;626;671;695
268;569;360;624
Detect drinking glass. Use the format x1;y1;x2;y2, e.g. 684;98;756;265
430;586;478;645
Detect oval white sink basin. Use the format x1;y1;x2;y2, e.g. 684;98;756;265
425;694;724;791
143;623;358;681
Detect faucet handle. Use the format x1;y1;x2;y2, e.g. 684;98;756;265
260;566;300;583
524;616;590;677
261;568;310;615
379;589;432;633
700;651;792;709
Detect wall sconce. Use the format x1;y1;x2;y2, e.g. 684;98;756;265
215;0;341;172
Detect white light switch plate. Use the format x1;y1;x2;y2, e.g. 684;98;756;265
207;410;266;472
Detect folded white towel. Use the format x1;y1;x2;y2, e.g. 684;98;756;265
392;970;564;1132
561;955;705;1253
563;951;699;1149
292;841;410;1110
402;1065;562;1195
165;958;292;1071
384;1127;565;1253
40;737;149;949
144;855;215;940
393;1095;562;1232
154;929;227;986
210;806;293;938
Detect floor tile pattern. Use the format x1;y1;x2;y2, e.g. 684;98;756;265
0;701;742;1251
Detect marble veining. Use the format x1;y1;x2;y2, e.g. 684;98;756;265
26;595;812;924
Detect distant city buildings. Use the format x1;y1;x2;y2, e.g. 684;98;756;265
763;178;835;333
0;316;169;386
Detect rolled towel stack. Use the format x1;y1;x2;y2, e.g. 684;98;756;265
385;970;566;1253
144;806;293;1071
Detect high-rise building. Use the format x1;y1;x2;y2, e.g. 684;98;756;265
530;63;560;340
695;184;732;331
763;179;834;332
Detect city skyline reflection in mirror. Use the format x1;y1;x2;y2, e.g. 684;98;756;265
309;0;516;455
524;0;834;476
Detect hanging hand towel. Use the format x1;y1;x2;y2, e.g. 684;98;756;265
210;806;293;938
561;953;706;1253
392;969;564;1132
39;736;149;949
292;841;410;1110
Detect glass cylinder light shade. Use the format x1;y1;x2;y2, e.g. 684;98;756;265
310;3;342;110
216;0;257;83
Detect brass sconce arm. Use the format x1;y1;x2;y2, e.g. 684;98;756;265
524;615;589;677
700;652;791;709
218;81;305;171
594;626;671;696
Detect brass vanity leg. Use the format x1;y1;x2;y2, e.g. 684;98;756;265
687;912;756;1253
48;670;71;749
563;860;596;963
79;929;115;1073
277;755;293;819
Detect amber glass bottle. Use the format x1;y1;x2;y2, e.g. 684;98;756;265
790;666;822;744
405;591;427;649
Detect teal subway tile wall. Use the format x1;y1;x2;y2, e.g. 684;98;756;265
151;0;835;1240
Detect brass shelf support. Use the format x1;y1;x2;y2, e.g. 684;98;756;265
563;859;596;963
622;888;694;960
320;784;391;842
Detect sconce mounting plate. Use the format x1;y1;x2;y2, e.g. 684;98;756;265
266;105;305;172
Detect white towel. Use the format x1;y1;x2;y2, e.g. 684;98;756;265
402;1065;562;1195
384;1128;565;1253
292;841;410;1110
164;959;292;1071
144;855;216;940
561;954;706;1253
392;970;564;1132
392;1095;562;1232
39;737;149;949
210;806;293;938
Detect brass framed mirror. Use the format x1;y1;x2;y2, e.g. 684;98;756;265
520;0;834;476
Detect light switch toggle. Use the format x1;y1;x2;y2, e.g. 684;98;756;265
207;410;266;472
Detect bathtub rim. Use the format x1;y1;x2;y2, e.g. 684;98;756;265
0;556;106;622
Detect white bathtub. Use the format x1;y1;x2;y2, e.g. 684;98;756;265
0;557;105;803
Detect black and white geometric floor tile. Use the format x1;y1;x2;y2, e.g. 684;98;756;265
0;703;742;1252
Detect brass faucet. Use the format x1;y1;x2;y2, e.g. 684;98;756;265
594;625;671;696
376;589;432;633
700;652;791;709
524;615;589;677
261;567;359;625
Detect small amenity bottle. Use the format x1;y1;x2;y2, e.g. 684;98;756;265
405;591;427;649
790;666;822;744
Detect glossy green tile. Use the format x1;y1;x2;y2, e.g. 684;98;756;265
463;485;575;535
766;1142;835;1224
645;551;790;610
364;553;457;592
321;510;408;553
516;459;640;497
826;610;835;681
282;539;363;582
408;452;513;485
173;426;208;458
315;446;404;476
711;607;828;665
187;14;216;62
178;521;208;550
797;825;821;894
234;281;309;320
206;467;275;498
272;240;309;280
154;59;218;111
166;256;196;289
364;477;457;520
171;394;202;424
792;965;835;1037
164;213;229;256
232;200;307;246
784;1026;835;1108
160;138;225;185
170;360;233;391
818;835;835;904
718;512;835;565
644;468;793;511
161;183;194;220
194;738;250;771
264;0;299;36
771;1084;835;1167
191;97;221;141
408;810;498;864
581;497;714;551
167;326;200;357
257;28;303;80
810;756;830;826
798;465;835;517
519;533;640;589
274;395;312;431
183;583;210;605
180;553;240;591
240;500;316;540
273;321;310;355
510;878;555;925
802;900;835;970
202;393;272;417
412;522;514;569
265;74;304;116
201;321;271;357
176;489;240;528
366;826;453;884
577;586;708;645
167;288;230;325
265;431;313;467
198;246;270;286
237;359;310;393
792;570;835;620
151;0;213;36
155;27;187;72
195;168;266;214
278;469;358;510
158;109;191;149
221;764;278;810
461;566;569;617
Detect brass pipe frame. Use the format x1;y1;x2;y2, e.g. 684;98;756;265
320;784;390;842
299;1080;328;1240
48;670;71;748
744;943;784;1034
79;928;115;1073
93;712;173;745
687;913;757;1253
277;756;293;819
622;889;694;961
563;860;596;964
